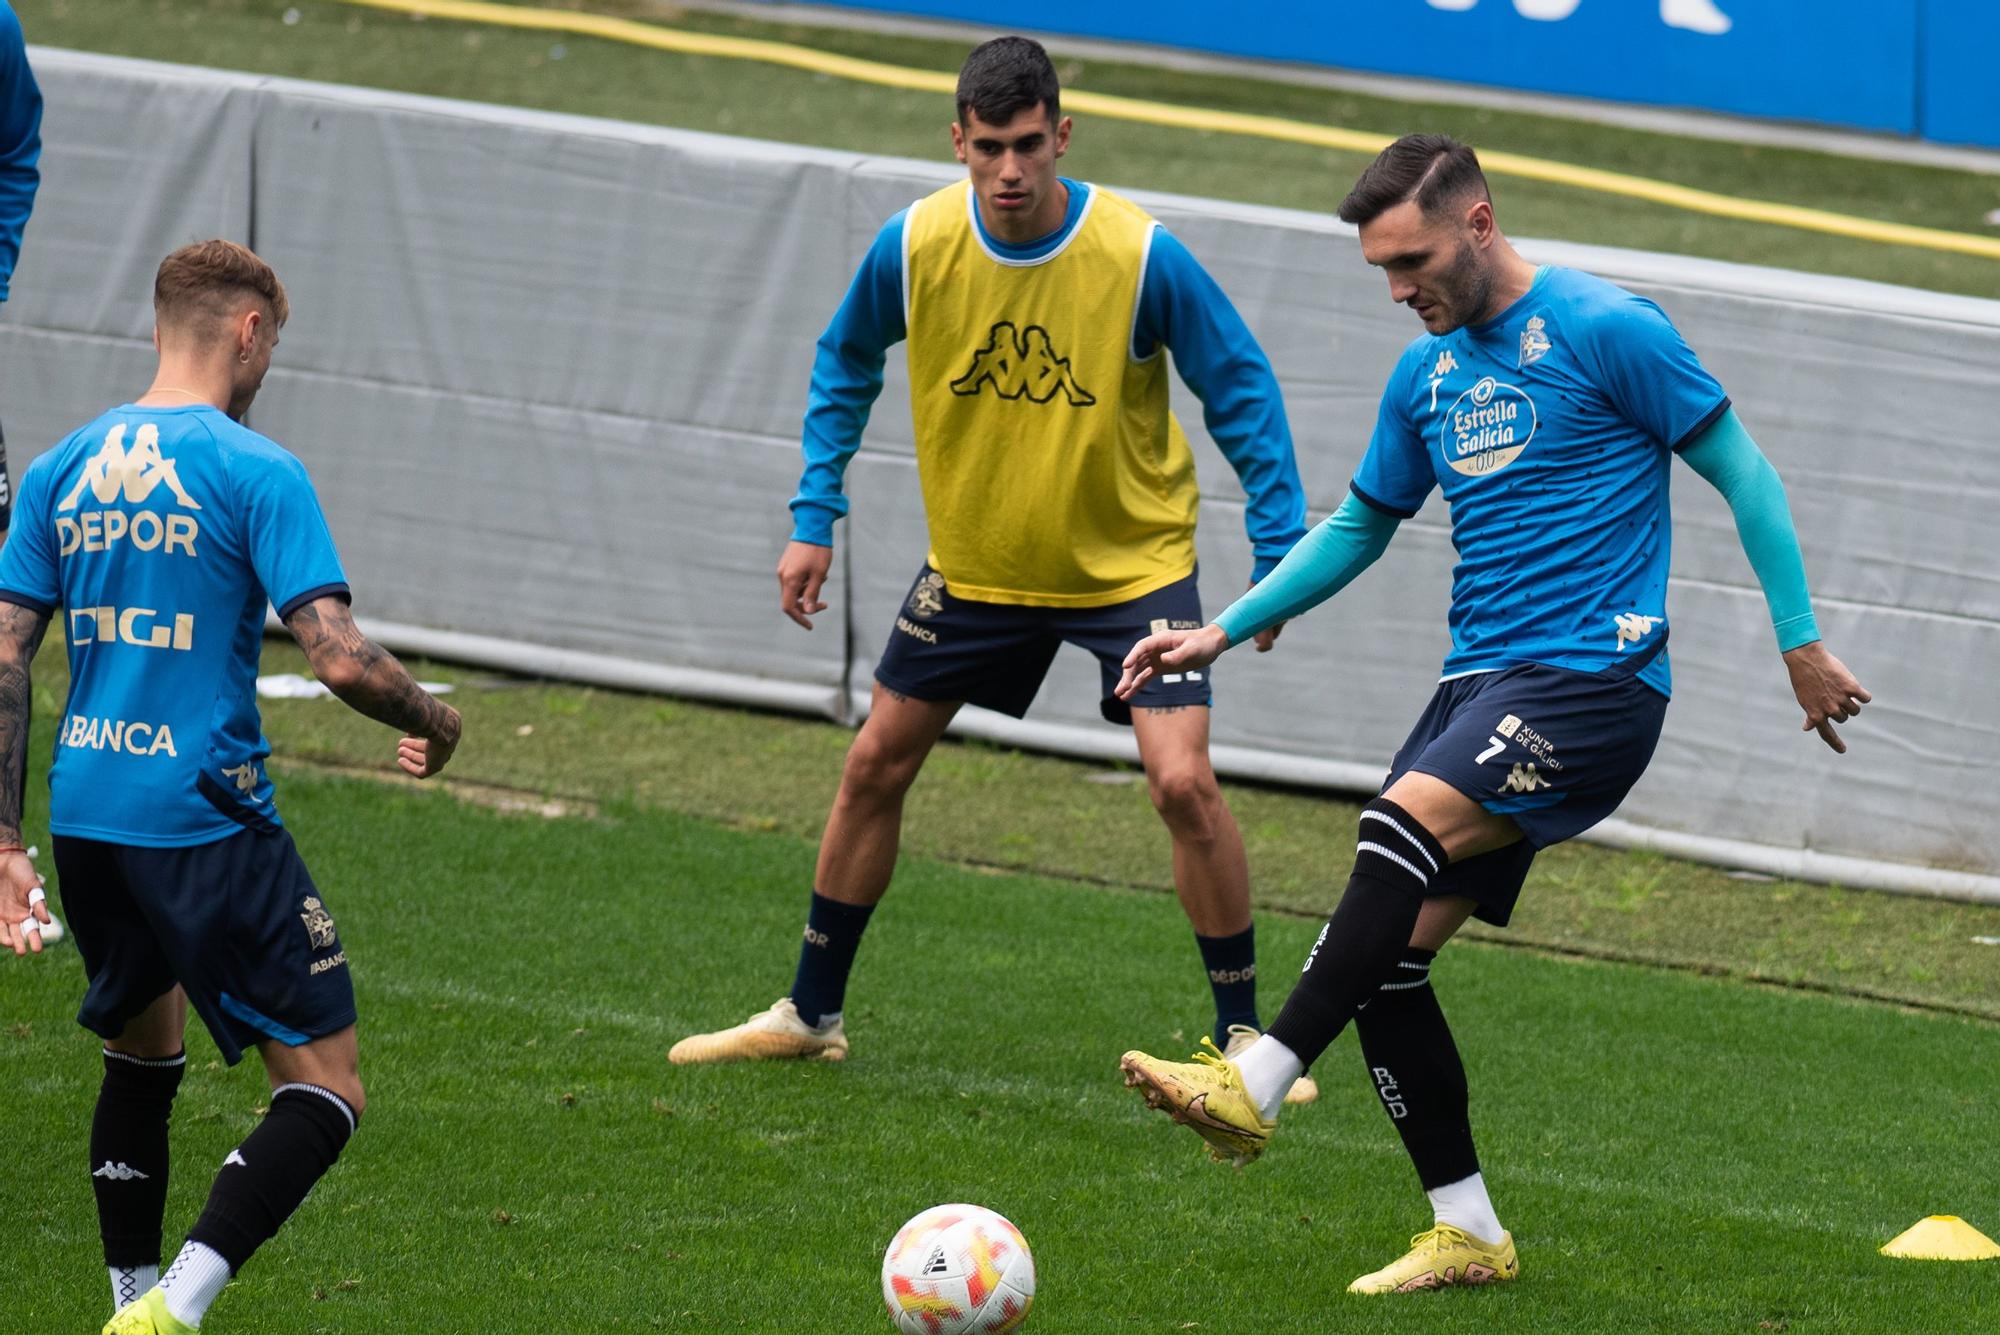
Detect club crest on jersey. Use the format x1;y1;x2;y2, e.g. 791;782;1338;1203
950;321;1096;406
1439;376;1538;478
1518;315;1553;367
906;571;947;620
299;897;337;950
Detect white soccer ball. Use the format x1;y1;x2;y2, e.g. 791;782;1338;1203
881;1203;1035;1334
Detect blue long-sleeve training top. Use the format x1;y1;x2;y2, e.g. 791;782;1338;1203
789;179;1308;581
0;4;40;302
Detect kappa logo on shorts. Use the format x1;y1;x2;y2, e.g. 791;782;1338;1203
299;896;338;950
950;322;1096;406
906;571;947;620
1498;762;1551;794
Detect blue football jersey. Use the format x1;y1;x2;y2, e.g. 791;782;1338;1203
1352;266;1728;697
0;404;349;846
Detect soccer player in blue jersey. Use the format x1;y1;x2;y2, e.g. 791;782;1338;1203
670;38;1314;1094
1116;136;1871;1294
0;1;44;943
0;0;41;538
0;241;463;1334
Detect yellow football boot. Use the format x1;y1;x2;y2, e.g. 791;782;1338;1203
103;1289;199;1335
1347;1224;1519;1294
667;997;848;1065
1118;1036;1276;1166
1222;1024;1318;1106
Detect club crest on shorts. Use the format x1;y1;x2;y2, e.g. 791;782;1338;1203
299;896;337;950
907;571;947;620
1518;315;1552;367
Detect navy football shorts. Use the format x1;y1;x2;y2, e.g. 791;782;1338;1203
1384;651;1670;927
875;564;1211;725
53;827;356;1065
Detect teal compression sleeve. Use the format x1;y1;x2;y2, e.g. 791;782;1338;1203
1677;408;1820;652
1213;492;1399;647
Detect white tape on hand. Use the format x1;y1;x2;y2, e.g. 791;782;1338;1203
27;886;45;907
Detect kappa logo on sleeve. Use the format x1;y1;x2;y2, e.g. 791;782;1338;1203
950;322;1096;406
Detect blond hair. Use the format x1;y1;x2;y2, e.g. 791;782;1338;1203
153;239;289;335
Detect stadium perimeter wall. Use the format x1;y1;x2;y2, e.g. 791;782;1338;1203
4;51;1997;900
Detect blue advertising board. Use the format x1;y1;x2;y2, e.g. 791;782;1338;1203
819;1;1994;147
1922;0;2000;148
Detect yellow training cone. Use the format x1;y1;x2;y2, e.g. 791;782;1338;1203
1880;1216;2000;1261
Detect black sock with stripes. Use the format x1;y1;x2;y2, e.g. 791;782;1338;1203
1265;797;1446;1069
91;1049;185;1282
186;1083;358;1271
1355;948;1481;1190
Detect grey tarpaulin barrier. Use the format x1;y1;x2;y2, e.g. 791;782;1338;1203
4;50;1995;900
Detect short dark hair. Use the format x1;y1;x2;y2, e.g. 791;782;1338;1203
1338;134;1490;226
956;36;1059;127
154;239;289;334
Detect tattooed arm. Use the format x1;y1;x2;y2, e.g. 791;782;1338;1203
0;599;49;954
282;595;461;778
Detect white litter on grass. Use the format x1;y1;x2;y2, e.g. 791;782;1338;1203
256;673;454;700
1973;936;2000;946
1985;208;2000;227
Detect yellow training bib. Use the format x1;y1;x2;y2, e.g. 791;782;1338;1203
902;182;1197;607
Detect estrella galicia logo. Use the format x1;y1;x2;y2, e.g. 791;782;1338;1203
1439;376;1538;478
950;321;1096;406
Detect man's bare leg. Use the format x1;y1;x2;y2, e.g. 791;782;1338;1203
814;683;963;907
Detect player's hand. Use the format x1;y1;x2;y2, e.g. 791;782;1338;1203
1782;642;1871;754
398;705;461;779
778;540;834;630
0;850;49;957
1244;580;1285;651
1117;624;1229;701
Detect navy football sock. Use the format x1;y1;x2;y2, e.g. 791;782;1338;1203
1355;948;1481;1191
1265;798;1445;1069
788;891;875;1027
186;1083;357;1273
91;1049;184;1276
1194;925;1259;1036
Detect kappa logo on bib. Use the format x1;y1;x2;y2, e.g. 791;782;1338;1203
950;321;1096;406
1439;376;1538;478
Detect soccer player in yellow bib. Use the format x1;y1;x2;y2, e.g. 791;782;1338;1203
669;38;1313;1097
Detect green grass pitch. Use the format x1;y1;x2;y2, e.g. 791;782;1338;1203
3;757;1993;1331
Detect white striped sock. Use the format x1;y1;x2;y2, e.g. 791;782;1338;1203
159;1240;231;1327
109;1263;158;1312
